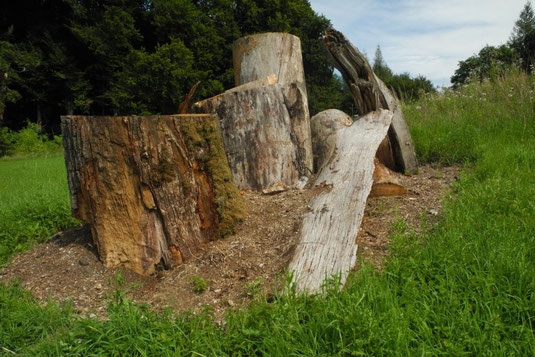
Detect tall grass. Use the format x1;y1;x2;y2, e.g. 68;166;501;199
0;155;79;265
1;71;535;355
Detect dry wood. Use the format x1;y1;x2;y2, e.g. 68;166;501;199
233;33;307;91
61;114;244;275
178;81;201;114
194;81;312;190
370;158;407;197
324;28;418;172
289;109;393;293
310;109;352;172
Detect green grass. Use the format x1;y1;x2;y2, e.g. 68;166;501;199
0;154;79;265
1;71;535;355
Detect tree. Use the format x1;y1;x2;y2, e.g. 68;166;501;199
509;1;535;72
451;45;515;87
372;45;393;80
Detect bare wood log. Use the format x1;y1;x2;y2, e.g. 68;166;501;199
289;109;393;293
194;81;312;190
61;114;244;275
233;33;307;92
370;158;407;197
324;28;418;172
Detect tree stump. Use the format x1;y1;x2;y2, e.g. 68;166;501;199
195;80;311;190
289;109;393;293
324;28;418;173
61;114;244;275
195;32;313;190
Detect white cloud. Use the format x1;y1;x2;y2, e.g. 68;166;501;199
309;0;528;86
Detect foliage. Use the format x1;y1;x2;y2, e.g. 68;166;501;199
509;1;535;72
1;70;535;355
451;45;516;87
1;0;348;132
0;155;79;266
372;45;393;80
372;45;436;101
451;1;535;87
0;122;62;157
190;275;209;294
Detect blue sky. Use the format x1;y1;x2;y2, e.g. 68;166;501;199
308;0;529;87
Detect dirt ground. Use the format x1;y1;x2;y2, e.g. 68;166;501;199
0;165;460;319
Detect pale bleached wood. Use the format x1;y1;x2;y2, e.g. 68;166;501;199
194;81;312;190
289;109;393;293
61;114;244;275
310;109;352;173
233;33;307;92
324;28;418;172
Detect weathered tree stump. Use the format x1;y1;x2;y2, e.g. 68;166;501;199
324;28;418;173
195;32;313;190
61;114;244;275
289;109;393;293
195;80;311;190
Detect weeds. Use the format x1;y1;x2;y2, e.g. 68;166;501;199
0;71;534;354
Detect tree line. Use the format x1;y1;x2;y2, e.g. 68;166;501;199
451;1;535;87
1;0;355;133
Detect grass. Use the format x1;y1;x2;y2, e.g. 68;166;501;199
1;70;535;355
0;154;79;266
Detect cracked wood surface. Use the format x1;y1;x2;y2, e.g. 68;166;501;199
324;28;418;172
289;109;393;293
61;114;243;275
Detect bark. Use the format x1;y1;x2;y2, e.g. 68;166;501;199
324;28;418;172
289;109;393;293
61;114;244;275
194;80;312;190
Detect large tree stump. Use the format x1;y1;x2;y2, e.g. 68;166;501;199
195;32;313;190
195;80;311;190
324;28;418;173
61;114;244;275
289;109;393;293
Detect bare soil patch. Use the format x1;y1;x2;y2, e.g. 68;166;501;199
0;165;460;319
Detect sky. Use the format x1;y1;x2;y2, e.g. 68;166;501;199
308;0;529;87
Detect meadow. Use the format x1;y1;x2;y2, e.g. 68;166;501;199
1;70;534;355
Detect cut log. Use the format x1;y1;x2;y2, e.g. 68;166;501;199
289;109;393;293
194;81;312;190
324;28;418;173
61;114;244;275
233;33;307;92
310;109;352;173
370;158;407;197
178;81;201;114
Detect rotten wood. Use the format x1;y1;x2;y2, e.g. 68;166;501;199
61;114;244;275
324;28;418;173
289;109;394;293
178;81;201;114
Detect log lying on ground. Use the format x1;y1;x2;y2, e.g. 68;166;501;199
61;114;244;275
194;80;311;190
324;28;418;173
289;109;393;293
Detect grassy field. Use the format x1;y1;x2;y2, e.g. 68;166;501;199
1;71;534;355
0;155;78;266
